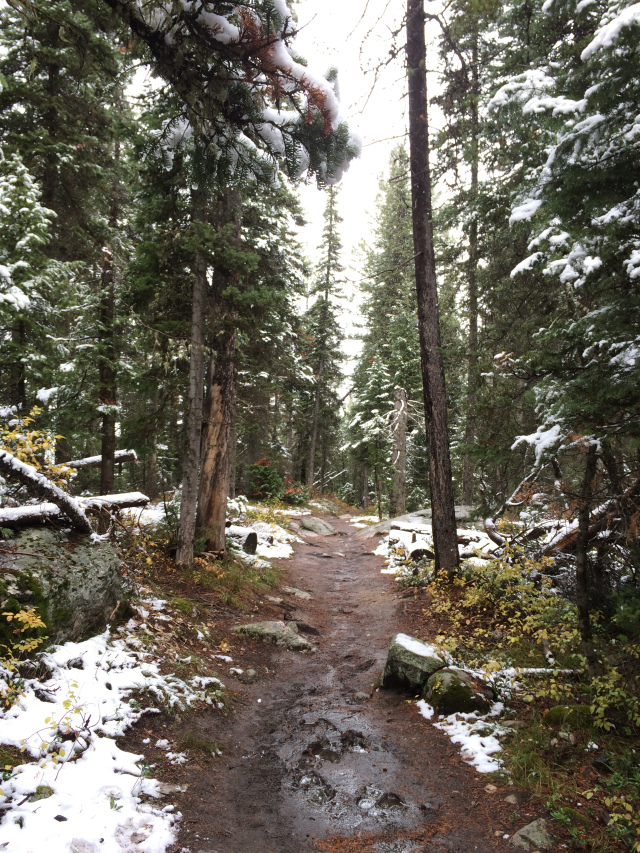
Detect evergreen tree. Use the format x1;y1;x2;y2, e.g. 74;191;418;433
302;186;344;489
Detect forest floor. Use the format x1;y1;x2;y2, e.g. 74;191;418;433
123;512;550;853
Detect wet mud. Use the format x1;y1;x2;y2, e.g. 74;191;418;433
170;517;521;853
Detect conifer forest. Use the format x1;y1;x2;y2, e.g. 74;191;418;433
0;1;640;852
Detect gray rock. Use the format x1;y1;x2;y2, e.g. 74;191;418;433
300;516;337;535
425;668;494;715
510;818;554;851
355;506;479;540
282;586;312;600
0;528;122;644
233;620;312;651
382;633;446;692
502;720;527;729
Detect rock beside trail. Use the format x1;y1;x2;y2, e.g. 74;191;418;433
300;516;337;535
509;818;554;851
282;585;312;600
233;620;312;651
355;506;477;540
425;668;494;715
0;528;123;644
543;704;591;727
382;633;447;692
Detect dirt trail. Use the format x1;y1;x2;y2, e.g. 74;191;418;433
170;516;524;853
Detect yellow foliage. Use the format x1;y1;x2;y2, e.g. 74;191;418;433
0;406;71;488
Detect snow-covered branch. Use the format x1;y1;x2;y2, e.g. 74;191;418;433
0;449;92;533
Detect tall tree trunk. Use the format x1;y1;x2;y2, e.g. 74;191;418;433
176;186;208;566
197;324;237;552
406;0;459;576
575;443;602;678
306;358;324;489
362;464;370;508
228;403;237;500
10;321;27;409
390;387;408;517
98;146;120;495
197;190;241;554
374;466;383;521
462;36;480;507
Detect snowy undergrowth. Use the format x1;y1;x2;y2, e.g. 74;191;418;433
0;597;225;853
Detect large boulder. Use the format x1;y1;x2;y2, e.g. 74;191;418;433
0;528;123;644
300;517;337;536
382;633;447;692
233;620;312;651
425;668;495;715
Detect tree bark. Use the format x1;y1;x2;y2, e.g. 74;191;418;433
176;186;208;566
390;387;408;517
575;443;603;678
406;0;459;576
196;190;241;554
99;132;121;496
462;36;480;507
362;464;370;508
306;358;323;489
197;324;237;552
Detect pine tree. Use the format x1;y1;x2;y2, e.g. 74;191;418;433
303;187;345;490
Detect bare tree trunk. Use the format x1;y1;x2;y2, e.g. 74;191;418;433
374;466;383;521
575;443;603;678
306;359;323;489
228;403;237;500
462;37;479;507
406;0;459;576
197;325;237;552
390;387;408;517
98;134;120;496
197;190;241;554
176;186;208;567
362;464;370;508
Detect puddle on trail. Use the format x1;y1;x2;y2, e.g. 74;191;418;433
278;701;427;838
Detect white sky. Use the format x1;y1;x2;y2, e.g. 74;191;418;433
291;0;410;366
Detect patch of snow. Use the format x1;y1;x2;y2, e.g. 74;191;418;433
0;618;225;852
416;702;504;774
395;633;443;660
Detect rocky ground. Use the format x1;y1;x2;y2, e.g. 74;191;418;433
124;513;558;853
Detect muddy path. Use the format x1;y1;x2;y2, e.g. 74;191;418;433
169;516;526;853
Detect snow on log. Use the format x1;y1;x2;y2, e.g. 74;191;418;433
65;450;138;469
484;517;506;547
542;477;640;555
0;492;150;529
226;524;258;554
0;448;93;534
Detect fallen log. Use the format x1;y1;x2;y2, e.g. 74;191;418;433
65;450;138;470
484;517;506;547
543;477;640;555
0;491;150;529
0;449;92;534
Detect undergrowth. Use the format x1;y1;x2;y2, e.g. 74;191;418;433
414;547;640;852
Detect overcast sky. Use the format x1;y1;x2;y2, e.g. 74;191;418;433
289;1;412;367
293;0;408;265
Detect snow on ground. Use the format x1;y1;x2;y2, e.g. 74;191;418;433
350;515;379;529
374;523;500;577
416;700;506;774
251;521;299;560
0;597;226;853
